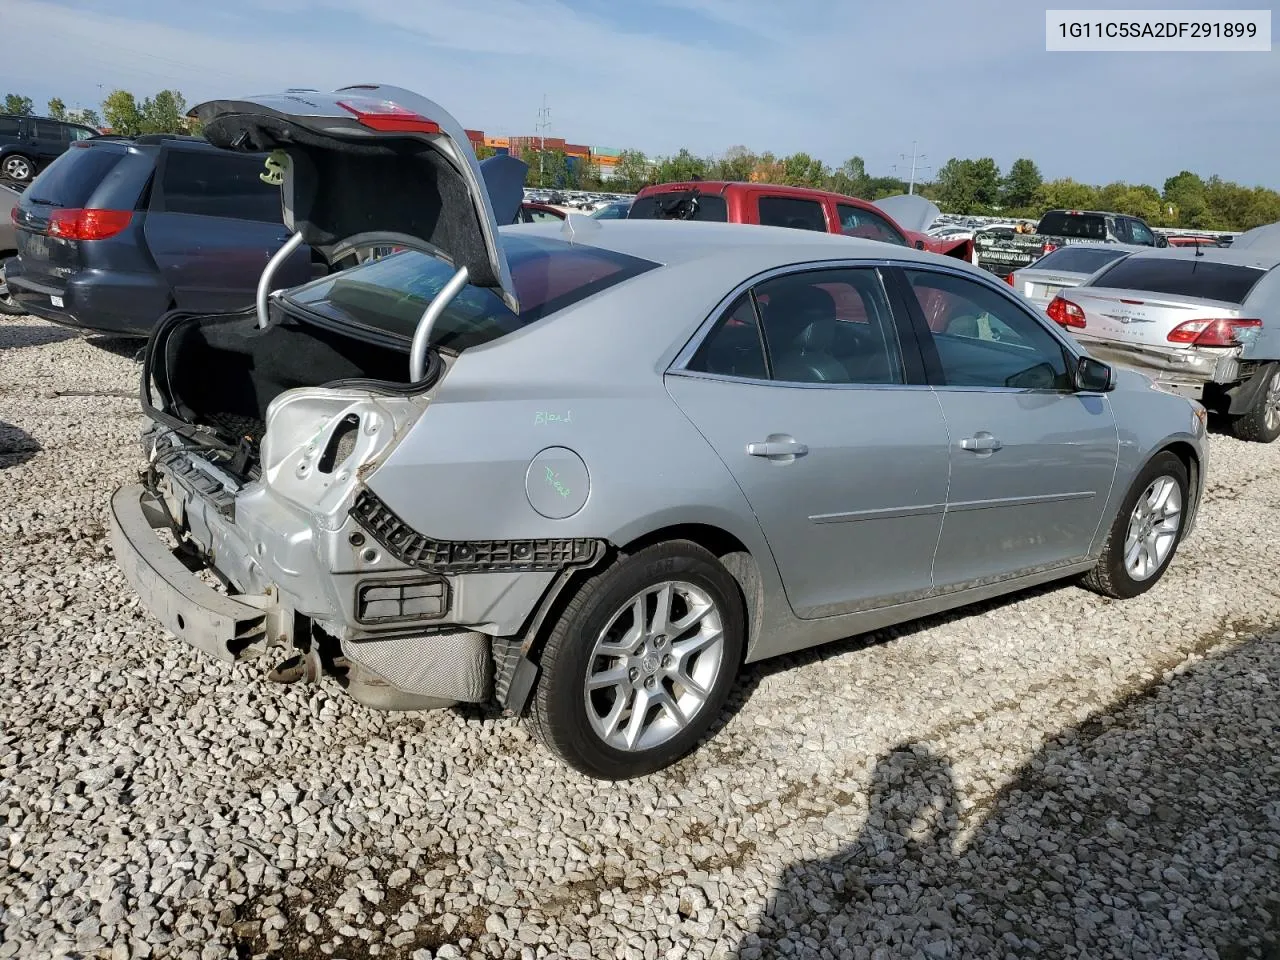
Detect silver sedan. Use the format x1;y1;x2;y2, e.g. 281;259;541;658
109;86;1209;778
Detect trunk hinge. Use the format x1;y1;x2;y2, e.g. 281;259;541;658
409;265;470;382
256;231;306;329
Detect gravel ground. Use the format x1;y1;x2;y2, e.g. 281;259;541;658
1;312;1278;960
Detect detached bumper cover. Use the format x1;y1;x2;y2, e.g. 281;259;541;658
109;483;273;662
1075;336;1241;395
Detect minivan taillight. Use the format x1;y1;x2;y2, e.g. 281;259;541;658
1167;318;1262;347
1005;273;1015;285
47;208;132;241
1046;296;1086;328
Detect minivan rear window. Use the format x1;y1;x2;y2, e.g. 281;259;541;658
1037;212;1107;240
1032;246;1130;274
628;191;728;222
26;146;125;208
284;232;658;351
1092;257;1267;304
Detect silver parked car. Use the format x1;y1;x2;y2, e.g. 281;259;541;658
1009;243;1142;310
110;86;1208;778
0;182;22;314
1048;246;1280;442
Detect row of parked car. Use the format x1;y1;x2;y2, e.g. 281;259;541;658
5;84;1275;779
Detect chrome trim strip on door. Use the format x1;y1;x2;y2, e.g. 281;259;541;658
946;490;1095;513
809;502;947;523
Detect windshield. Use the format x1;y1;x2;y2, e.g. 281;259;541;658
1091;257;1267;304
284;232;658;351
1037;212;1107;240
628;190;728;222
1032;247;1130;274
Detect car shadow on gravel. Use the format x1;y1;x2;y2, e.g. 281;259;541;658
733;630;1280;959
0;321;79;350
0;419;40;467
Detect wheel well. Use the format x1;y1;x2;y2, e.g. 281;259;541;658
619;524;764;663
1159;440;1201;528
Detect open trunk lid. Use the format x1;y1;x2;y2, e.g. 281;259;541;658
191;84;520;313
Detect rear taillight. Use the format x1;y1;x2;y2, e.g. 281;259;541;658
337;97;442;134
9;205;17;226
47;208;132;241
1005;273;1016;286
1047;296;1086;328
1166;318;1262;347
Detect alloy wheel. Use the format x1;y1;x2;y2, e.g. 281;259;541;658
1123;475;1183;581
583;580;725;752
2;156;31;181
1264;370;1280;433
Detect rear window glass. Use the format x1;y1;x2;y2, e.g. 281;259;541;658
1093;257;1267;304
0;117;21;137
26;146;124;207
160;150;282;223
1037;212;1107;240
1032;247;1130;274
628;191;728;222
758;196;826;232
285;232;658;351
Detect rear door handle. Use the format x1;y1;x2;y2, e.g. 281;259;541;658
746;437;808;460
960;434;1002;453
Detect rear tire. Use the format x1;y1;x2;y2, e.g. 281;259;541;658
1228;364;1280;443
530;541;745;779
2;154;34;183
1082;451;1189;599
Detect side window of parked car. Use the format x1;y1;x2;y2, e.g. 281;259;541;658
0;117;21;138
160;150;284;223
836;204;908;245
758;196;827;232
689;269;904;385
32;119;65;140
905;270;1072;391
67;126;97;141
1128;219;1156;245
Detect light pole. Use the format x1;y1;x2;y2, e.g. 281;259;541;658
900;141;927;195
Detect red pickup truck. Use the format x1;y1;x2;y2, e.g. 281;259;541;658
627;180;974;263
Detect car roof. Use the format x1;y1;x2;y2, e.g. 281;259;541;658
1120;246;1280;271
636;180;882;208
502;218;966;272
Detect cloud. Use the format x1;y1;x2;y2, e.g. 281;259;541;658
0;0;1276;188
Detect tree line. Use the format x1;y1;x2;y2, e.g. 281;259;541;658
6;90;1278;231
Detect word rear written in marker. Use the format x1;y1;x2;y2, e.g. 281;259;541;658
544;467;572;498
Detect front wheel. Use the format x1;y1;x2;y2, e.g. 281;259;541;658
2;154;33;183
530;541;745;779
1082;451;1189;599
1228;364;1280;443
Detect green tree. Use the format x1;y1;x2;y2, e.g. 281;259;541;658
612;149;651;192
139;89;188;134
474;143;496;160
780;152;828;188
46;98;67;120
1001;158;1042;211
708;145;757;182
102;90;144;136
652;148;708;184
826;156;871;197
936;157;1001;213
3;94;33;116
522;148;569;188
1162;170;1210;228
67;108;101;130
1038;177;1098;213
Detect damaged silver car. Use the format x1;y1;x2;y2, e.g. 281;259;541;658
111;85;1208;779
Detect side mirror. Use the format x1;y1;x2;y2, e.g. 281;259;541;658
1075;355;1115;392
914;239;926;250
1155;235;1169;248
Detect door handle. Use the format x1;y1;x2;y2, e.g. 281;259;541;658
746;437;808;460
960;434;1002;453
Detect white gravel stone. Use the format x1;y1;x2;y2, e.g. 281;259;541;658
2;313;1279;959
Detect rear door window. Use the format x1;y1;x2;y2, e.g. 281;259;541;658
628;191;728;221
159;150;283;223
836;204;908;245
1092;257;1267;303
1128;220;1156;245
1037;212;1107;240
31;119;66;140
25;146;125;207
758;196;826;232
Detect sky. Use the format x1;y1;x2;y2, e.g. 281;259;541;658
2;0;1278;188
